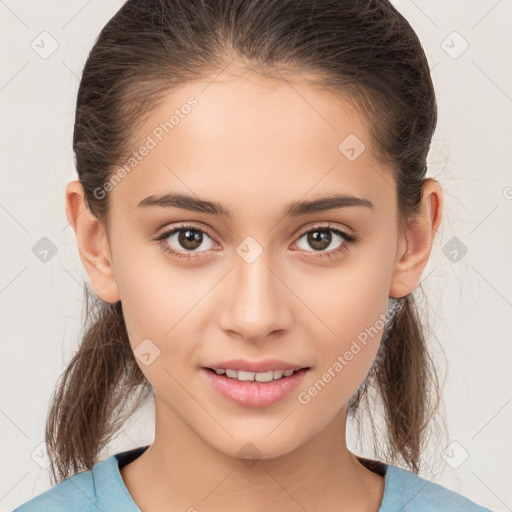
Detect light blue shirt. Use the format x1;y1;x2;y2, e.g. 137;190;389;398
12;445;494;511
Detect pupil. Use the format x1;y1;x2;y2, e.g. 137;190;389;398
309;230;331;251
179;229;202;250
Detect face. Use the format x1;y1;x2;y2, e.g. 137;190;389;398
105;68;403;460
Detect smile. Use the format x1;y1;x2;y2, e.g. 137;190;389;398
201;367;310;408
207;368;304;382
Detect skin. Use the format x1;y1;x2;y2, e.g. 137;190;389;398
65;66;442;512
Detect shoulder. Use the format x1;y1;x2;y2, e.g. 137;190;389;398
12;446;149;512
11;469;99;512
381;464;495;512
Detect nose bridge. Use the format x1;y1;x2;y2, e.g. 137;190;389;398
219;241;290;340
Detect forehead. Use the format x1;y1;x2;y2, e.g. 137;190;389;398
109;68;394;217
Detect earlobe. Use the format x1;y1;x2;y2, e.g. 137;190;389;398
65;179;121;304
389;179;443;298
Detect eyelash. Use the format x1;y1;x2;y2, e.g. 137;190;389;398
154;223;358;261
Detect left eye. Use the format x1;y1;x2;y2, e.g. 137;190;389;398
294;227;352;253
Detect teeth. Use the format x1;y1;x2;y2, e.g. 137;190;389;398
256;371;275;382
213;368;302;382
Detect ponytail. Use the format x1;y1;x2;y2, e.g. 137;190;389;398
45;285;151;484
348;292;446;473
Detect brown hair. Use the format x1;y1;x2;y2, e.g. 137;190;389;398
46;0;445;485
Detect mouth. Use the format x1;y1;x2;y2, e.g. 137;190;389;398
200;364;311;408
203;367;310;383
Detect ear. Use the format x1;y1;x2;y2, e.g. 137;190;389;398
389;178;443;298
65;179;121;304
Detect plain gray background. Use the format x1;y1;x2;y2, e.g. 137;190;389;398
1;1;511;510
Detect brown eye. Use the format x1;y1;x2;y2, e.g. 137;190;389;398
305;229;332;251
177;229;203;251
296;227;348;253
293;225;358;260
156;224;217;257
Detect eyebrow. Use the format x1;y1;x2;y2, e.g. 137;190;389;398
136;192;374;217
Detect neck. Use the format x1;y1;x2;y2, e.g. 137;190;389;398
121;398;385;512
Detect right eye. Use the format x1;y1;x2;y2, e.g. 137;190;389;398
155;224;218;259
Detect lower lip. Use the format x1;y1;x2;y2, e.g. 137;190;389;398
201;368;309;408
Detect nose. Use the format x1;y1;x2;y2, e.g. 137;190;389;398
217;249;293;344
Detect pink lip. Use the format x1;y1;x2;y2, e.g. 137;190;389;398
200;367;310;408
205;358;308;373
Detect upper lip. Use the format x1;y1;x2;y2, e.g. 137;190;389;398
205;359;310;373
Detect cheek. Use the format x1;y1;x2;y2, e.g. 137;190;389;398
299;243;393;398
112;235;196;336
308;253;392;351
113;261;202;400
297;292;385;418
112;242;216;378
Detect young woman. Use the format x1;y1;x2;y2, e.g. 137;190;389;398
14;0;493;510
